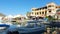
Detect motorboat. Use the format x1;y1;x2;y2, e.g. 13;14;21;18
49;20;60;27
17;20;45;34
0;23;10;30
0;20;10;30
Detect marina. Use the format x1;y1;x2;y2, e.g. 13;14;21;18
0;18;48;34
0;19;60;34
0;0;60;34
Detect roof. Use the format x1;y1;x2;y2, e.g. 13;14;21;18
13;14;24;18
47;2;56;6
35;6;47;11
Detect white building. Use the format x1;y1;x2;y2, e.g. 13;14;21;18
27;2;60;19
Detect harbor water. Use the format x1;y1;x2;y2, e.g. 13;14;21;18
0;20;46;34
0;25;45;34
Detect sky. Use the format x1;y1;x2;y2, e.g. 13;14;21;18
0;0;60;16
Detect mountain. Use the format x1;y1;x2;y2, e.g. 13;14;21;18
0;13;6;17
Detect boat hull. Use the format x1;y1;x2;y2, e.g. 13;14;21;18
18;25;45;33
0;24;10;30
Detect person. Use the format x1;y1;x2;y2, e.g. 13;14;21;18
44;32;47;34
52;31;57;34
47;28;51;34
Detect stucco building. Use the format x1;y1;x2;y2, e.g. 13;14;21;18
2;15;26;23
27;2;60;20
54;9;60;19
11;15;26;22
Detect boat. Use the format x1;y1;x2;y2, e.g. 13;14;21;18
0;19;10;30
17;20;45;34
49;20;60;27
0;23;10;30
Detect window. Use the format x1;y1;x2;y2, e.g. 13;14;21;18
49;10;51;12
45;11;47;15
48;5;54;7
32;12;33;14
19;18;21;20
40;12;41;14
35;13;36;15
42;12;44;14
48;5;51;7
37;12;38;15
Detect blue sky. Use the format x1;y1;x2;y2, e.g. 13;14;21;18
0;0;60;16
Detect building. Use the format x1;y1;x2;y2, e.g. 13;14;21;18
12;14;26;22
0;13;6;21
2;15;26;23
54;9;60;19
27;2;60;20
2;15;14;22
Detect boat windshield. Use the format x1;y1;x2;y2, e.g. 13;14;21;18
25;22;41;28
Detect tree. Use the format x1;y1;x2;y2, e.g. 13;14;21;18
45;15;54;21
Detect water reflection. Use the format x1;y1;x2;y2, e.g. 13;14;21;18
0;25;18;34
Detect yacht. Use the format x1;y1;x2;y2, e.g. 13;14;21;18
18;20;45;34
